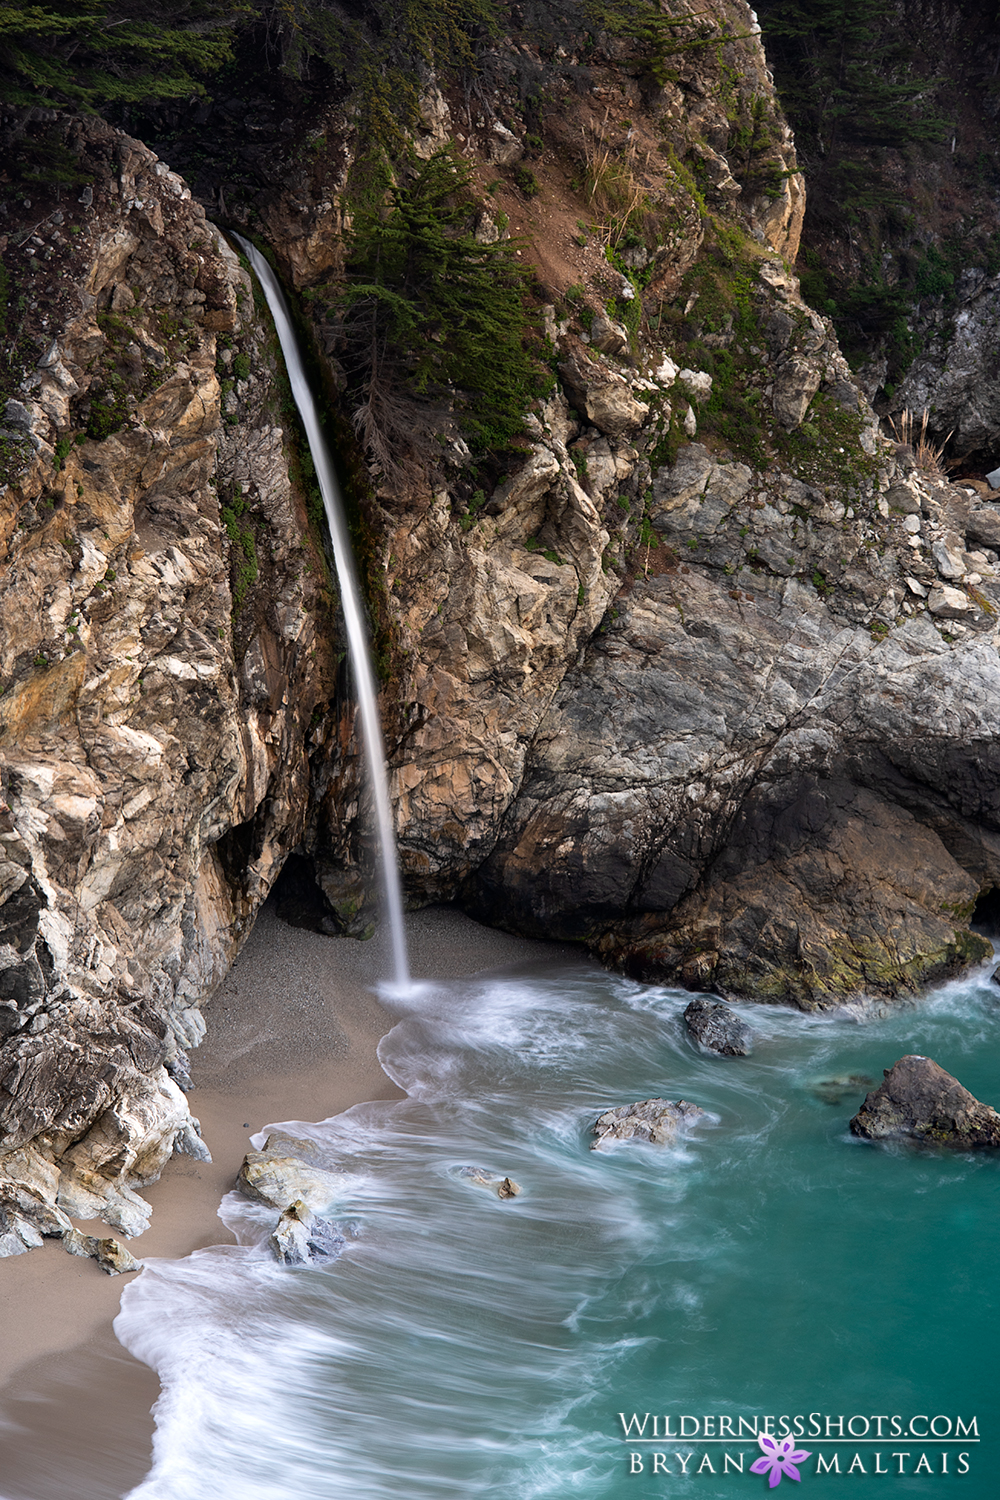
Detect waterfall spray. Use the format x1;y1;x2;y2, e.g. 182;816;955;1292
233;236;410;990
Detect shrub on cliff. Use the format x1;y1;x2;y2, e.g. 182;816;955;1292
338;148;548;472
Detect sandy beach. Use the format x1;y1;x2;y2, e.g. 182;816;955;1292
0;903;564;1500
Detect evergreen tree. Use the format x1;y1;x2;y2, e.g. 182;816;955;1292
338;149;546;469
0;0;245;109
756;0;948;216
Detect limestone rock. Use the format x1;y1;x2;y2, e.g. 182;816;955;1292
886;484;921;516
591;1098;707;1149
927;585;970;617
589;315;631;357
683;997;755;1056
773;356;822;430
931;542;965;580
677;369;713;404
557;351;647;438
63;1227;141;1274
850;1056;1000;1148
0;113;339;1249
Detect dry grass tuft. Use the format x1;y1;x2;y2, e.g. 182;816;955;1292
582;113;650;248
888;407;954;478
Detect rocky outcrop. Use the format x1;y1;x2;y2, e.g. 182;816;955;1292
269;1199;345;1265
238;1131;347;1264
237;1133;343;1213
591;1098;707;1149
5;1;1000;1253
850;1055;1000;1148
460;438;1000;1007
684;998;755;1056
183;2;1000;1011
0;116;340;1250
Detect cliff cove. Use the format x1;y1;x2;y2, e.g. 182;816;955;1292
2;0;1000;1494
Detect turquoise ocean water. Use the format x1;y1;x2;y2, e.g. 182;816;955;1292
115;951;1000;1498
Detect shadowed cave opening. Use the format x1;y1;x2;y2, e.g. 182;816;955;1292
971;885;1000;935
269;852;343;936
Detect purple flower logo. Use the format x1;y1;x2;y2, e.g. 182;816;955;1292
750;1434;812;1488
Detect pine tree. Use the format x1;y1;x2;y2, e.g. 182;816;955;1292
339;149;546;469
756;0;948;215
0;0;246;110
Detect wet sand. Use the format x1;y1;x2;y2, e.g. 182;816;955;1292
0;904;566;1500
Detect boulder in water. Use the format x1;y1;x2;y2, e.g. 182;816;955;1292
269;1199;346;1266
237;1135;342;1213
591;1098;706;1150
683;998;755;1056
850;1055;1000;1148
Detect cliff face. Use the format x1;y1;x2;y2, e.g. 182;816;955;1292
0;116;340;1255
3;1;1000;1253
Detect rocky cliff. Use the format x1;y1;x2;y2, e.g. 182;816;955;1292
0;114;345;1255
2;0;1000;1254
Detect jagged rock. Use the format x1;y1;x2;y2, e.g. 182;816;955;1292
683;997;755;1056
8;10;1000;1242
931;542;965;580
678;369;713;404
456;1167;521;1198
591;1099;707;1149
691;142;741;199
269;1199;345;1265
63;1227;141;1274
894;277;1000;459
927;585;970;617
850;1056;1000;1148
0;112;339;1246
589;314;631;357
773;355;823;430
557;351;646;438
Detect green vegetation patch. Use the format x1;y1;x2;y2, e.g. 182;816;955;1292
221;489;259;612
334;148;552;472
0;0;240;111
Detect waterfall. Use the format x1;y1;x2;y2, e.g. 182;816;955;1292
233;236;410;991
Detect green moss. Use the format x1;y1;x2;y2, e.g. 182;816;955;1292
221;495;259;612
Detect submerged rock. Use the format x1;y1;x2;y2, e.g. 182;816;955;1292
812;1074;874;1106
683;998;755;1056
456;1167;521;1199
591;1098;706;1150
849;1055;1000;1148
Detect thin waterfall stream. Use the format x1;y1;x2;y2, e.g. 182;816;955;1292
233;237;410;991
